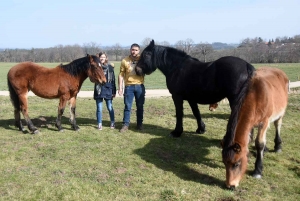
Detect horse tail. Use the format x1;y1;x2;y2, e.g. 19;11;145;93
7;76;20;111
223;63;255;153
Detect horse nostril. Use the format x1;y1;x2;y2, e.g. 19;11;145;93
229;185;236;190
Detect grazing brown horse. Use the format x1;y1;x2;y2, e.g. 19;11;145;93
209;103;219;111
7;55;106;134
221;67;288;189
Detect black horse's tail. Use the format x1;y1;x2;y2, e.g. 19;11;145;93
222;63;255;154
7;76;20;112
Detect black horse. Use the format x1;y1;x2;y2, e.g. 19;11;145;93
136;40;255;138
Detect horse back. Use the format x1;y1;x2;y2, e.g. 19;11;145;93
166;56;255;104
242;67;288;125
7;62;77;98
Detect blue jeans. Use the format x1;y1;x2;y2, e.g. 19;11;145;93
123;84;145;126
96;98;115;124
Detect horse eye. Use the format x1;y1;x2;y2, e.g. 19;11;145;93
232;161;241;169
145;52;151;57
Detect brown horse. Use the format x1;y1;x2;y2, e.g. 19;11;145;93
221;67;288;189
7;55;106;134
209;103;219;111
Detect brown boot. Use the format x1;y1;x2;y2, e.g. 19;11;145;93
119;125;129;133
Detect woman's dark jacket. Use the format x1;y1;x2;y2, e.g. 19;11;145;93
93;63;116;100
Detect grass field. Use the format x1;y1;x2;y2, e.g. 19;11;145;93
0;94;299;200
0;62;299;91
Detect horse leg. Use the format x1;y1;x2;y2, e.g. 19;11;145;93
55;98;67;132
253;122;268;178
19;94;39;134
14;107;24;131
187;100;205;134
170;95;184;137
69;97;79;131
274;117;283;152
249;127;269;152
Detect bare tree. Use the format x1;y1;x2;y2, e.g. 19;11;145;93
82;42;101;55
64;44;84;61
194;43;213;62
175;38;194;54
141;37;153;47
111;43;122;61
159;41;171;46
1;35;300;63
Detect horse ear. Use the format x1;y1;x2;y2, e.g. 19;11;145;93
87;54;93;62
149;39;155;47
233;143;241;153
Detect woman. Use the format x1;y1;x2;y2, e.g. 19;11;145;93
93;52;116;130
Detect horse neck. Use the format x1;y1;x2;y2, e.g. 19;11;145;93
234;106;255;147
223;67;254;149
77;73;88;87
60;59;89;89
154;46;188;76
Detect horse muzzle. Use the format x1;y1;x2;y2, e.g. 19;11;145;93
135;66;144;76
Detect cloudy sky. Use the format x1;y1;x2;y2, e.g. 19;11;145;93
1;0;299;48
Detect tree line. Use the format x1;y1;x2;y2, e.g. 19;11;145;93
1;35;299;63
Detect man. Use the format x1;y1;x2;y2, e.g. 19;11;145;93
118;43;145;132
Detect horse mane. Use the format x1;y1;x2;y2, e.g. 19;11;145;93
153;45;199;75
60;56;93;76
222;64;255;158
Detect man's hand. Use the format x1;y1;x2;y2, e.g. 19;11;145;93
118;89;123;96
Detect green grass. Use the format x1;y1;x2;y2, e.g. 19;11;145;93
1;62;299;91
253;63;300;82
0;94;299;200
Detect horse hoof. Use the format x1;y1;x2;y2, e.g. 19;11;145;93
275;149;282;153
169;131;182;138
59;129;64;132
253;174;262;179
32;130;39;134
18;127;25;131
196;128;205;134
71;125;80;131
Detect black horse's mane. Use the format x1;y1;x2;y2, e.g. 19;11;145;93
60;55;97;76
153;45;200;75
222;65;255;159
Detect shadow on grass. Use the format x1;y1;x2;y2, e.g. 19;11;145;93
1;116;98;133
134;123;225;188
184;112;230;120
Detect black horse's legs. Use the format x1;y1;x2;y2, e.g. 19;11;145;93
69;98;79;131
170;95;184;137
19;95;39;134
274;118;283;152
55;98;67;131
187;100;205;134
253;123;268;178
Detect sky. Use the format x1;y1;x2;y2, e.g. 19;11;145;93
1;0;299;49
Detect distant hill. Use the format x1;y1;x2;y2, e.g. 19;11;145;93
211;42;238;50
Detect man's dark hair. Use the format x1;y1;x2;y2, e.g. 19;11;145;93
131;43;140;49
